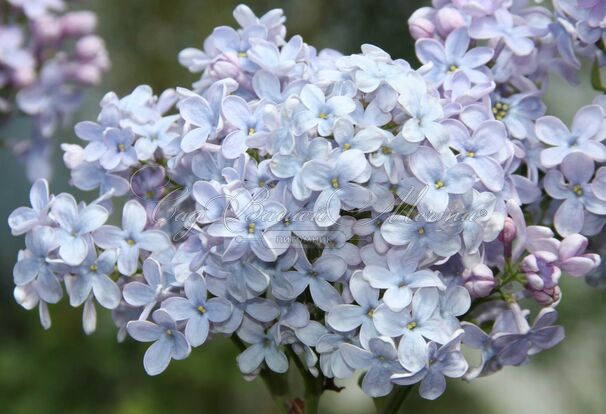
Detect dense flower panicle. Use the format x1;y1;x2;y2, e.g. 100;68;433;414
1;0;109;181
6;2;605;402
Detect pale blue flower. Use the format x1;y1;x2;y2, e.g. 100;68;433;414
294;84;356;136
50;193;108;265
544;152;606;236
469;9;536;56
284;254;346;311
179;84;225;152
162;274;232;347
536;104;606;168
301;149;373;227
65;248;120;309
236;319;288;374
94;200;171;275
340;337;403;397
126;309;191;375
8;178;53;236
392;330;468;400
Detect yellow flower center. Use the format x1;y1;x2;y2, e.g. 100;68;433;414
466;151;475;158
89;264;98;272
407;321;417;330
492;102;509;121
381;146;393;155
166;329;173;336
197;305;206;314
418;227;425;236
331;177;340;189
248;223;256;234
319;113;329;120
434;180;445;190
127;239;136;246
342;143;351;151
238;52;247;58
448;65;458;73
573;185;584;197
118;143;126;152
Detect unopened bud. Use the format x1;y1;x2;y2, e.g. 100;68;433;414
435;7;467;37
498;217;517;244
61;11;97;37
463;264;495;298
408;7;436;40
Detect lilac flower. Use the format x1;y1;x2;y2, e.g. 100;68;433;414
248;35;304;77
535;105;606;168
123;258;172;318
179;84;224;152
396;71;447;148
490;92;546;139
381;215;462;258
294;84;355;136
363;249;444;311
446;119;506;191
392;330;468;400
13;226;62;303
283;254;346;311
237;319;288;374
252;70;305;104
301;149;373;227
374;288;452;372
126;309;191;375
544;152;606;236
332;119;384;154
97;128;138;171
221;95;268;159
326;271;383;348
65;248;120;309
50;193;108;265
416;27;493;88
206;186;286;262
94;200;171;275
404;146;476;213
129;115;180;160
492;305;564;366
162;275;232;347
8;178;53;236
340;337;402;397
469;9;536;56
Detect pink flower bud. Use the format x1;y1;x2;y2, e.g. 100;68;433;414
463;264;495;298
531;286;561;307
498;217;517;243
11;67;36;87
70;63;102;85
408;7;436;40
60;11;97;37
75;36;105;60
32;16;62;43
435;7;467;37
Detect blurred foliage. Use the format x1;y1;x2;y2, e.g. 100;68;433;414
0;1;605;413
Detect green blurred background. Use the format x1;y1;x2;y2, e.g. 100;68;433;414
0;1;605;413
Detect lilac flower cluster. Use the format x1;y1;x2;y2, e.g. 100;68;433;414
6;2;604;406
1;0;109;181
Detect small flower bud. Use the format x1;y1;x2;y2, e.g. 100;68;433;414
408;7;436;39
61;11;97;37
463;264;495;298
75;36;106;60
32;16;62;43
530;286;561;306
498;217;517;243
435;7;466;37
11;67;36;87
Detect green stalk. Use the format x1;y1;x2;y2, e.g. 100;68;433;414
375;385;414;414
286;348;323;414
231;337;291;413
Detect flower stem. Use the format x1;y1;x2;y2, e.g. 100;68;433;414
231;337;291;413
375;385;414;414
286;347;323;414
